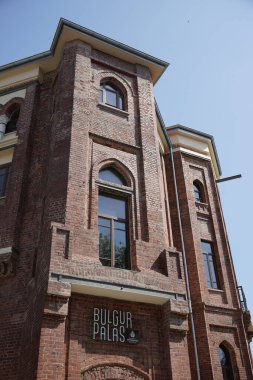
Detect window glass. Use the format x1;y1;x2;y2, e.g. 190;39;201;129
118;95;124;110
0;166;9;197
99;88;103;103
98;217;111;267
202;241;212;254
105;83;116;91
99;168;127;186
98;192;128;269
219;345;234;380
6;108;20;134
203;255;212;288
114;227;127;268
106;89;117;107
194;181;203;202
99;81;125;111
99;194;126;219
209;255;218;289
201;241;219;289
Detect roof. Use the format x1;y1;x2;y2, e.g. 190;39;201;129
0;18;169;89
167;124;222;177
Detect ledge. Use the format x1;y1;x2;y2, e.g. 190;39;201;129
208;288;224;294
195;201;209;213
0;132;18;150
51;272;186;305
97;102;129;118
0;246;19;278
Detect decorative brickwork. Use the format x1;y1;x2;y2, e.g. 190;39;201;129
0;19;252;380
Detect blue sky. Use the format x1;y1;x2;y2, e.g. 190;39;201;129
1;0;252;325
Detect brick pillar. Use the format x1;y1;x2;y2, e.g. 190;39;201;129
162;299;191;380
37;281;70;380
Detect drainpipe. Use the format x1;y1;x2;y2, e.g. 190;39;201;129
156;103;201;380
169;139;201;380
0;115;9;140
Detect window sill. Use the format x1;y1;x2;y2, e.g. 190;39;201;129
195;201;208;207
0;132;18;150
195;201;209;213
0;196;6;200
97;102;129;118
208;288;224;293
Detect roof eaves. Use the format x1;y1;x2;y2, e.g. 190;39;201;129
0;18;169;77
167;124;222;176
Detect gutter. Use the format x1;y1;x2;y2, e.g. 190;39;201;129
155;100;201;380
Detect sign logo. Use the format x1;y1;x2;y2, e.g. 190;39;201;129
126;329;139;344
92;307;139;344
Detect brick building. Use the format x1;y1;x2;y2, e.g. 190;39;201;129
0;19;252;379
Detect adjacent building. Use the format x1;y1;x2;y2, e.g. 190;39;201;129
0;19;252;380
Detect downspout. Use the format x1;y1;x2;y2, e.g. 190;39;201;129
156;102;201;380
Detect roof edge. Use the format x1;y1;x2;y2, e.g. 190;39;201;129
0;18;169;74
167;124;222;176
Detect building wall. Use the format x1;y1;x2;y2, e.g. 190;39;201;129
167;150;253;379
0;36;252;380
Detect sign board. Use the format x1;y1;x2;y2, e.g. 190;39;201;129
92;307;139;344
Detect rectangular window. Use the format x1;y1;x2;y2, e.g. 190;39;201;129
0;166;9;197
98;192;129;269
201;241;219;289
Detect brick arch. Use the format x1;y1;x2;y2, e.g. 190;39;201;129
3;97;24;115
95;158;135;189
219;340;239;379
95;70;135;98
82;363;149;380
94;71;136;116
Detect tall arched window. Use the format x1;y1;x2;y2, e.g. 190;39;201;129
98;167;129;269
219;344;234;380
5;107;20;134
193;180;204;202
99;81;125;110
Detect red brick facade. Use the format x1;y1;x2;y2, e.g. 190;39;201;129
0;19;252;380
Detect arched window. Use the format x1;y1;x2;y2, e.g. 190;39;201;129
193;180;204;202
99;81;125;110
219;344;234;380
5;107;20;134
99;167;127;186
98;167;129;269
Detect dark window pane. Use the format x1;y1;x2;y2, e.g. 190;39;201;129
203;254;212;288
99;88;103;103
202;241;219;289
106;89;117;107
105;83;116;91
99;194;126;219
193;182;203;202
0;166;9;197
6;109;20;134
219;345;234;380
219;347;226;366
114;229;127;269
99;168;127;186
208;256;218;289
99;225;111;266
